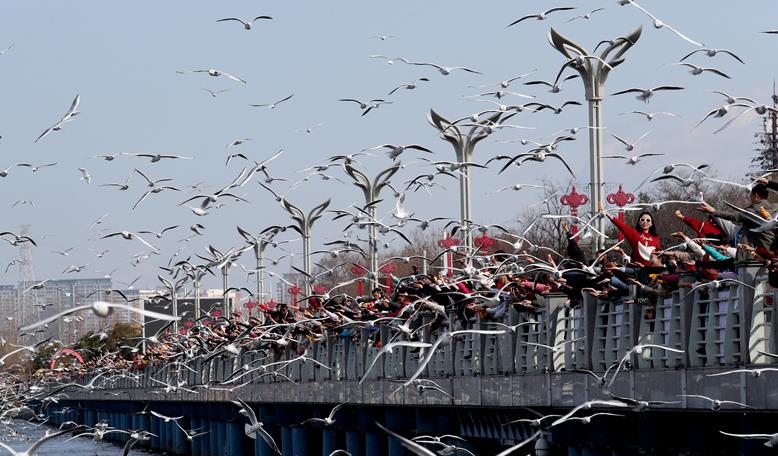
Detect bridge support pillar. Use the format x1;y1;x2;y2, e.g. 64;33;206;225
173;418;189;455
365;431;387;456
281;426;294;456
210;420;221;456
150;416;161;451
191;418;202;456
226;421;244;455
346;431;364;456
322;428;342;454
291;426;314;456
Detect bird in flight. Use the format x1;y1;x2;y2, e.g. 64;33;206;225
507;7;576;27
35;94;81;143
177;69;247;84
250;94;294;109
216;16;272;30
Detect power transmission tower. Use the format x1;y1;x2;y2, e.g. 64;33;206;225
751;81;778;174
17;224;38;334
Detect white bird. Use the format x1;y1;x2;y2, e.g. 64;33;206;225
678;394;750;411
493;183;548;193
611;86;684;103
300;402;347;426
714;103;778;134
607;344;685;387
719;431;778;448
397;58;481;75
101;231;159;251
216;15;272;30
625;0;704;47
19;301;179;332
706;367;778;378
506;7;576;27
177;68;247;84
294;122;325;133
203;88;230;98
609;130;652;152
603;152;664;165
360;341;432;384
671;62;731;79
623;111;678;121
78;168;92;184
388;78;430;95
250;94;294;109
35;94;80;143
550;400;629;427
225;138;253;149
567;7;606;22
150;410;184;422
681;48;744;64
233;398;281;455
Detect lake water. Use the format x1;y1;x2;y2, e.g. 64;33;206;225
0;421;147;455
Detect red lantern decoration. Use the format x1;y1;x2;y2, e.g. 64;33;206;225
607;185;636;241
474;235;496;250
313;284;328;295
437;234;461;277
351;262;367;295
560;185;589;236
379;263;396;293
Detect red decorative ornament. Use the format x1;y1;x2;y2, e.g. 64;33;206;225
211;310;222;318
474;235;496;249
437;237;461;249
313;284;328;295
179;328;187;335
350;262;367;276
184;321;194;329
288;286;301;296
560;185;589;235
378;263;396;274
607;185;636;241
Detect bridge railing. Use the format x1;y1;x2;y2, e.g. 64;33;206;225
70;264;778;392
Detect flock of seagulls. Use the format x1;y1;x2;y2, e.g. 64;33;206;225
0;1;776;455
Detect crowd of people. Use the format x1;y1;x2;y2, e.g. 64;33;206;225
27;181;778;381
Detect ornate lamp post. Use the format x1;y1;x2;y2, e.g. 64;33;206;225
280;198;331;298
428;109;505;254
548;26;642;250
344;164;401;275
607;185;636;241
560;185;589;236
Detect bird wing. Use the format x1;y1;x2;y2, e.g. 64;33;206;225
723;201;768;224
216;17;249;26
18;304;91;332
222;71;247;84
506;14;538;27
376;423;437;456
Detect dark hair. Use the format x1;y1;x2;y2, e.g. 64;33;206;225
752;183;769;199
634;211;658;236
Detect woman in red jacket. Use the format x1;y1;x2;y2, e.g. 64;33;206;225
599;203;661;266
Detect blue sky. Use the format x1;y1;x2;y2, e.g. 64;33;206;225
1;0;777;290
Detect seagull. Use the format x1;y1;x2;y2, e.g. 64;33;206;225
138;225;179;239
678;394;750;411
35;94;80;143
233;398;281;455
0;43;13;56
719;431;778;448
11;200;35;208
132;184;181;210
388;78;430;95
709;91;756;105
300;402;347;426
216;15;272;30
607;344;685;387
177;69;247;84
0;231;37;247
250;94;294;109
101;231;159;251
339;98;390;110
530;100;582;114
611;86;684;103
551;125;605;136
370;34;398;41
567;7;606;22
714;103;778;134
78;168;92;184
506;7;576;27
681;48;744;64
203;88;231;98
493;183;548;193
397;58;481;75
150;410;184;422
294;122;325;133
126;153;193;163
369;55;403;65
671;62;731;79
625;0;704;47
623;111;678;121
19;162;58;172
363;143;433;161
609;131;652;152
89;213;110;229
100;173;132;191
524;74;579;93
360;341;432;384
225;138;253;149
19;300;178;332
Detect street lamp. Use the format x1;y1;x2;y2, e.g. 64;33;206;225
548;26;642;251
343;163;401;275
280;198;331;298
427;109;505;254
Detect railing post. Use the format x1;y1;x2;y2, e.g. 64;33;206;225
738;261;764;363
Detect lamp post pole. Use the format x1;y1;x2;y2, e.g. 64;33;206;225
280;198;331;299
344;164;401;275
548;26;642;251
428;109;505;254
